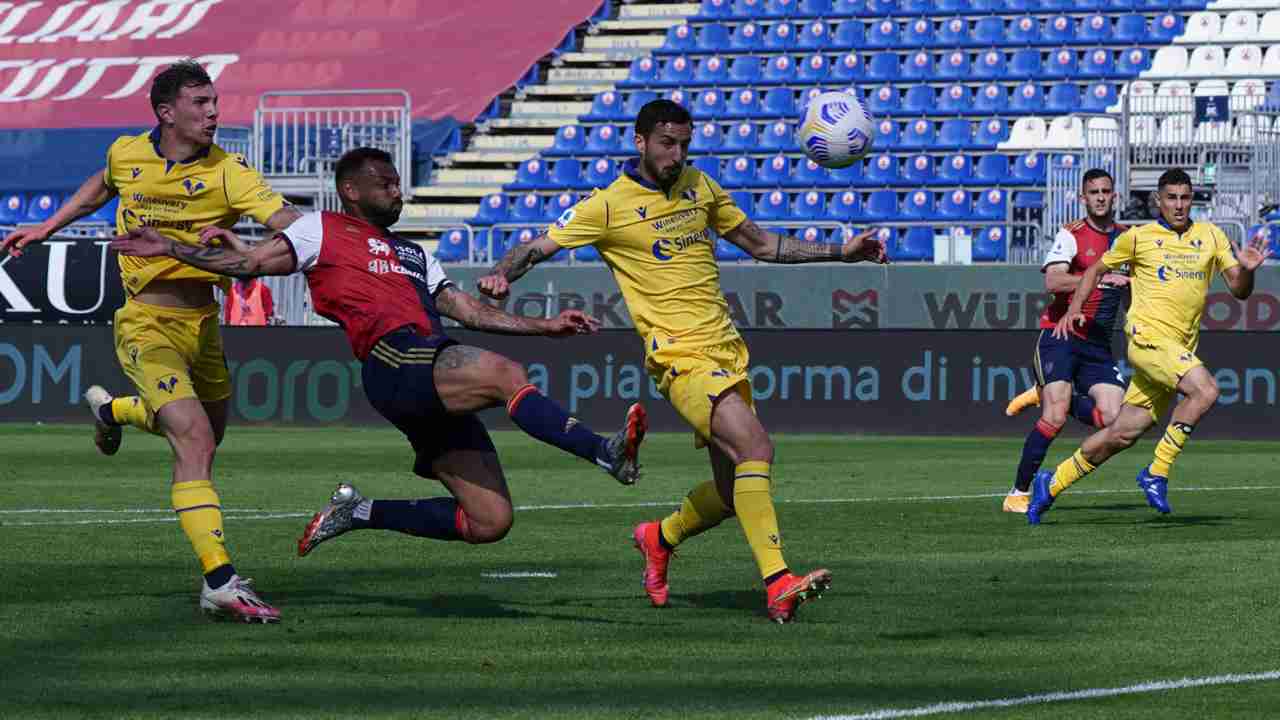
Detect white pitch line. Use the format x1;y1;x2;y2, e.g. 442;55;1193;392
810;670;1280;720
3;485;1279;528
480;571;558;579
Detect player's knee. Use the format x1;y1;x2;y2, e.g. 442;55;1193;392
1109;427;1141;450
173;424;217;465
461;507;512;544
1040;404;1068;427
1198;382;1220;408
496;358;530;397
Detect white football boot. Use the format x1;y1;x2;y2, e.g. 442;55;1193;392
83;385;122;456
199;575;281;623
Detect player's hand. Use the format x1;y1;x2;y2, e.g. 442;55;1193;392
1100;272;1130;288
1;225;50;258
1235;232;1272;272
1053;310;1085;340
841;227;889;264
199;225;252;254
476;274;510;300
109;228;171;258
544;309;601;337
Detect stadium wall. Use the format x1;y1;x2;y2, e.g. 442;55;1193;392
3;325;1278;439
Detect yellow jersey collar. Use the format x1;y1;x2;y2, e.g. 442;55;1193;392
622;158;692;199
1156;216;1194;235
149;126;212;172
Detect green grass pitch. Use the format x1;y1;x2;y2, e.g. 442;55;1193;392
2;424;1279;719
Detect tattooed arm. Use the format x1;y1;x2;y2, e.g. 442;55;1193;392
109;226;297;277
721;219;889;264
435;285;599;337
476;233;562;300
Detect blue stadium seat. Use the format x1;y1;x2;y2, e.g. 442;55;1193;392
583;90;624;121
691;156;721;184
903;17;934;46
733;0;767;16
1045;84;1080;113
830;162;863;187
938;0;972;12
830;52;864;82
623;91;658;117
866;190;899;220
1106;0;1135;10
574;245;603;263
938;188;975;219
728;56;762;85
509;158;551;190
756;154;793;188
755;190;791;220
761;119;799;152
1149;13;1183;42
472;193;509;226
0;192;25;224
866;53;899;81
937;18;968;48
729;21;763;52
1010;152;1046;185
1043;47;1078;79
937;83;973;114
900;118;935;150
1004;0;1034;11
546;192;579;224
936;49;970;79
971;18;1004;47
866;154;898;185
509;193;546;224
658;55;694;87
898;0;930;15
797;53;830;82
1009;82;1045;114
972;226;1007;261
834;0;875;14
690;121;724;154
972;49;1006;79
900;50;934;80
969;0;1002;11
975;188;1007;220
1039;0;1073;12
902;85;933;115
793;190;827;219
1006;15;1038;45
868;0;898;16
762;21;796;50
791;158;830;187
874;118;900;148
901;189;935;220
724;121;759;152
659;23;697;54
827;190;862;220
730;191;755;214
938;154;973;185
1040;15;1074;45
87;196;118;224
435;228;470;262
765;0;799;17
722;155;758;188
725;88;762;118
832;20;865;48
1080;47;1114;78
1081;81;1117;111
796;20;831;51
546;125;586;156
697;23;732;52
973;118;1010;147
896;227;934;261
1078;14;1111;44
1113;14;1145;44
973;83;1008;114
24;193;58;223
761;55;798;85
1114;47;1149;76
936;119;973;149
691;89;726;120
692;55;728;86
792;225;826;243
867;20;899;49
1009;49;1041;79
716;238;752;261
586;124;623;155
1015;191;1044;210
867;85;899;116
797;0;832;15
621;56;658;87
902;154;936;186
585;157;619;187
974;154;1010;184
697;0;732;19
666;89;691;112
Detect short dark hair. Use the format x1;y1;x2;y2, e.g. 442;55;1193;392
1157;168;1193;191
335;147;394;187
149;60;213;120
1081;168;1113;188
635;99;692;138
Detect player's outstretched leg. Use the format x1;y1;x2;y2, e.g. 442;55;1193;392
1135;466;1171;514
199;575;280;624
83;385;122;456
298;483;367;556
508;384;647;485
1005;385;1040;417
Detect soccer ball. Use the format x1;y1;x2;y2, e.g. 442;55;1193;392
796;90;875;169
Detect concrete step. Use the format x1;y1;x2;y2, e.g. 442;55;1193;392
509;100;592;118
618;2;699;18
402;202;480;220
558;50;643;63
583;34;664;51
432;168;516;185
523;83;614;96
450;151;538;164
548;67;630;83
596;17;686;31
417;185;505;198
470;134;556;151
485;118;570;130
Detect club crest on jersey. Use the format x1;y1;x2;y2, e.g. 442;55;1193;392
635;206;648;219
235;155;249;168
130;167;142;179
367;238;392;257
157;375;180;394
182;178;206;196
682;189;697;203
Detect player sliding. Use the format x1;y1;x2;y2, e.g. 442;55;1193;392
477;100;887;623
1001;169;1130;514
1027;169;1270;524
110;147;647;579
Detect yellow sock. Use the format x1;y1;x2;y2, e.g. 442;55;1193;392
171;480;231;574
659;480;732;547
111;396;158;434
1150;423;1191;477
1049;449;1096;497
732;461;787;580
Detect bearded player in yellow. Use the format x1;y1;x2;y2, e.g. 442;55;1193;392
1;61;300;621
478;100;887;622
1027;169;1271;524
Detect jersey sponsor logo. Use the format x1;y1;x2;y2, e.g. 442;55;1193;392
1156;265;1206;282
367;238;392;257
651;228;712;261
635;206;648;219
367;258;427;284
131;167;142;179
181;178;206;196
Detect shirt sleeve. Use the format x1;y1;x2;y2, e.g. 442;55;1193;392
702;173;747;236
280;211;324;273
102;141;119;192
1041;228;1077;271
1101;227;1138;269
547;190;608;249
1211;224;1240;275
425;251;452;296
222;153;287;225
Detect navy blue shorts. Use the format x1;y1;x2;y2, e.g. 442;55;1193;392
361;329;496;479
1033;330;1124;395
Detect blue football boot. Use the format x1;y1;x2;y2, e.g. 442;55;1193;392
1136;466;1171;514
1026;470;1056;525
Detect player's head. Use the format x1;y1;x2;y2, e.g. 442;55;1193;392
1156;168;1194;231
1079;168;1115;224
634;100;692;188
335;147;403;228
150;60;217;146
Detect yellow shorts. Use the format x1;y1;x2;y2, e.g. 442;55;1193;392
1122;325;1203;422
646;335;753;445
114;300;230;414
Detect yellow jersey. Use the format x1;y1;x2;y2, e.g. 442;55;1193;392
1101;219;1238;348
104;128;286;295
547;159;748;349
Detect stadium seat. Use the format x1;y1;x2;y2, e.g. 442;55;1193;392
1264;45;1280;76
691;89;726;120
659;23;697;54
938;154;972;185
722;156;758;188
1150;13;1184;43
896;227;934;261
829;162;863;187
902;85;934;115
936;50;970;79
830;52;864;83
973;83;1008;114
797;53;830;82
866;0;897;14
761;119;799;152
623;91;658;118
1004;0;1034;11
0;192;25;225
1078;14;1111;44
86;196;118;225
697;23;732;52
724;121;759;152
867;85;899;116
865;190;899;220
435;228;470;263
797;0;833;16
972;49;1005;80
1105;0;1135;10
827;190;862;220
902;154;936;186
1186;46;1226;77
1008;49;1041;79
691;157;721;184
901;189;935;220
766;0;799;17
584;91;623;121
791;159;830;188
937;83;973;114
936;118;973;149
1005;117;1048;150
725;88;762;118
696;0;732;19
1225;45;1263;76
658;55;694;87
472;194;509;225
509;193;546;224
585;157;619;188
1260;10;1280;42
763;21;796;51
756;55;794;88
1010;152;1045;185
1041;47;1077;79
938;188;974;220
898;0;930;15
586;125;623;155
866;53;899;81
1233;78;1269;109
901;51;934;80
972;226;1007;261
715;238;752;261
729;21;763;52
727;56;763;85
1045;84;1080;113
1014;191;1044;210
793;190;827;219
975;187;1007;220
937;17;968;48
1009;82;1045;114
692;56;729;86
509;158;550;190
733;0;765;17
1113;15;1146;45
973;118;1010;148
866;154;898;185
901;118;935;150
1183;11;1221;43
831;20;865;49
755;190;791;220
1157;115;1193;146
621;56;658;87
1006;15;1038;45
971;18;1004;48
974;154;1010;184
762;87;797;116
867;19;898;48
1040;15;1074;45
1115;47;1150;77
546;192;579;223
573;245;603;263
666;87;690;109
690;122;724;155
1081;47;1114;78
874;118;901;148
546;125;586;156
756;154;793;188
903;18;934;46
938;0;972;12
